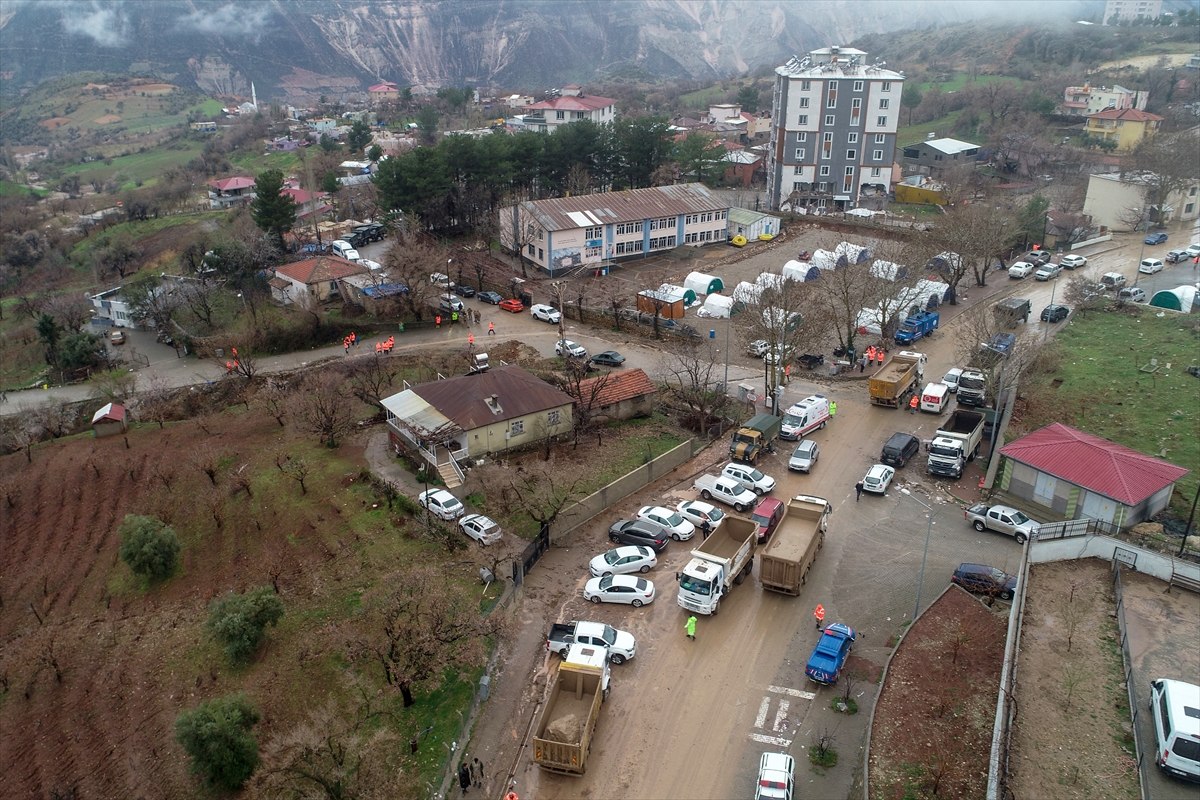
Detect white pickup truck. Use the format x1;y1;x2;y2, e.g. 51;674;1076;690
693;474;758;512
964;503;1040;544
546;621;636;664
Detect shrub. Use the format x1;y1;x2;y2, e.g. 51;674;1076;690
175;694;260;790
207;586;285;663
117;514;180;580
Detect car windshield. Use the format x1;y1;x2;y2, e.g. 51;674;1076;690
1010;511;1030;525
783;413;802;427
603;625;617;642
663;512;684;527
603;550;621;565
747;468;764;481
678;574;712;595
989;568;1006;581
707;508;725;522
599;576;614;590
929;442;959;457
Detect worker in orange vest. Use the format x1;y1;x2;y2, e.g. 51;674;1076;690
876;350;885;365
909;393;919;413
435;315;442;328
488;321;495;335
375;342;383;354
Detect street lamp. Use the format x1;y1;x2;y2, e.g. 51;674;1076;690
900;487;935;621
978;339;1012;462
1133;207;1151;287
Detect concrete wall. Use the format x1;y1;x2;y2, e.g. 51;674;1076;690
1030;532;1200;584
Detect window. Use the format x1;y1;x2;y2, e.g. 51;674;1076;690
794;149;806;160
875;133;886;143
797;114;808;126
537;248;543;260
827;82;838;108
792;181;805;192
822;132;833;159
844;166;855;176
649;235;677;250
846;149;856;160
616;222;643;235
871;167;881;177
873;149;883;160
818;181;829;192
585;226;601;239
526;243;534;256
819;165;830;176
555;111;564;120
649;217;673;231
510;420;524;435
824;115;835;126
615;240;644;255
799;97;809;108
547;410;561;425
877;116;888;126
848;133;858;144
853;81;864;92
852;98;861;110
879;98;890;109
796;132;807;142
585;246;602;257
801;80;811;91
882;81;892;91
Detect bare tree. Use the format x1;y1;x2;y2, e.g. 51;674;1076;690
556;360;618;447
136;373;174;429
481;458;590;533
256;378;292;427
42;293;93;333
275;454;310;495
290;373;359;448
345;354;399;409
953;306;1043;392
179;280;220;329
498;194;540;279
381;234;443;320
924;202;1016;295
660;337;731;431
1123;133;1196;229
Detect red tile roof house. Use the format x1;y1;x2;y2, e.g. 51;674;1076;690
272;256;369;304
281;185;332;220
571;368;657;423
995;423;1188;528
206;176;256;209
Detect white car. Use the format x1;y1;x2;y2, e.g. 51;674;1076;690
583;574;656;607
1059;254;1087;269
942;367;963;393
755;752;795;800
458;514;501;545
418;488;465;520
746;339;770;357
637;506;696;541
763;346;792;367
530;304;561;323
1008;261;1035;279
1138;258;1164;274
861;464;895;495
788;440;820;473
721;463;776;495
675;500;725;533
589;545;657;577
1187;243;1200;257
555;339;587;359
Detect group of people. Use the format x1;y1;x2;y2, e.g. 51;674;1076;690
375;335;396;354
342;332;359;353
457;756;485;793
859;345;888;372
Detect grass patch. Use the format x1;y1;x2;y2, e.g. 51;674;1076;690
1020;307;1200;515
917;73;1024;93
897;110;964;147
229;150;302;176
0;180;48;198
888;202;944;219
69;213;209;266
59;141;206;189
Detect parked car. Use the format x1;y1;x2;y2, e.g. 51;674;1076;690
478;291;503;305
1008;261;1035;279
499;298;524;313
1118;287;1147;303
109;330;126;345
721;463;776;495
755;752;796;800
1059;254;1087;270
588;545;657;577
1040;304;1069;323
452;284;477;298
555;339;588;359
749;497;785;544
637;506;696;541
1148;678;1200;782
675;500;725;533
531;303;562;323
1139;258;1164;274
418;488;465;521
589;350;626;367
583;574;655;607
1023;250;1053;265
1144;231;1169;245
352;223;385;242
951;562;1017;600
804;621;857;684
762;346;793;367
458;514;502;545
880;432;921;468
942;367;963;393
1034;263;1061;281
788;440;820;473
608;519;670;551
746;339;770;357
1187;243;1200;257
861;464;895;494
1100;272;1127;290
1165;249;1191;264
964;503;1040;544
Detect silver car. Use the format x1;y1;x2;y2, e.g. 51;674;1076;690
788;440;820;473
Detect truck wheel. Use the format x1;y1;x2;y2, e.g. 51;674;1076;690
610;653;625;665
1015;532;1027;545
702;490;713;500
973;520;986;532
734;571;745;585
711;601;719;615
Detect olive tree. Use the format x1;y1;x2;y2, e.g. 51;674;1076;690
175;694;261;790
117;514;181;581
207;586;285;663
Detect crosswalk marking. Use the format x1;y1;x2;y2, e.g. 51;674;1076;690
748;733;792;747
748;684;815;748
772;700;790;733
754;696;770;729
767;685;816;700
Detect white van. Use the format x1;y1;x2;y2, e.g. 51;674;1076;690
331;240;359;261
1150;678;1200;782
919;382;950;413
779;395;830;441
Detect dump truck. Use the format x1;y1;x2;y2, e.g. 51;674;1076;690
729;413;783;464
993;297;1031;327
532;643;611;776
926;409;986;478
676;514;758;615
758;495;831;596
893;310;939;345
868;350;927;408
956;367;988;407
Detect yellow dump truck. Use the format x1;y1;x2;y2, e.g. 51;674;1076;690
868;350;927;408
759;495;831;596
532;643;610;775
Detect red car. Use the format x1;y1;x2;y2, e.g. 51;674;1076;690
498;298;524;313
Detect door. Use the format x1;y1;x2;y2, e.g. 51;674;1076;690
1080;491;1118;523
1033;472;1057;507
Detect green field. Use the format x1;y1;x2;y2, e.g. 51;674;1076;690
897;110;965;147
59;141;206;189
0;180;48;198
1022;307;1200;514
916;73;1024;94
229;149;302;176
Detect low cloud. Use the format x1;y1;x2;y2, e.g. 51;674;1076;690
61;3;127;48
175;3;272;38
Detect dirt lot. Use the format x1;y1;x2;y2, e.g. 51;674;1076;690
869;587;1008;799
1008;559;1139;800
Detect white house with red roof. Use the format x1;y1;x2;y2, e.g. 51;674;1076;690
524;86;616;133
368;81;400;106
997;423;1188;527
206;176;256;209
272;256;369;304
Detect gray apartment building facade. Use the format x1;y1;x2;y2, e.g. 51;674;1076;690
765;46;905;213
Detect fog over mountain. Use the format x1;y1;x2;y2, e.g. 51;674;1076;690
0;0;1091;98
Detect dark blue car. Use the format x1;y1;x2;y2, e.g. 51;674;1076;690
804;622;857;684
1144;232;1168;245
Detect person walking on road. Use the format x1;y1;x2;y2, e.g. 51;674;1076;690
458;763;471;794
855;480;864;501
829;400;837;417
488;321;495;335
473;758;484;788
909;394;919;414
685;615;697;641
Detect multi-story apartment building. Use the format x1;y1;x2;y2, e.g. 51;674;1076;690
765;46;904;212
523;85;616;133
1060;83;1148;117
1103;0;1162;24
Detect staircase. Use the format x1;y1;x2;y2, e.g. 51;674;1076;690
436;460;463;489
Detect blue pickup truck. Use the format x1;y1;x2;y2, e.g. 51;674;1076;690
804;622;858;685
894;311;939;345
